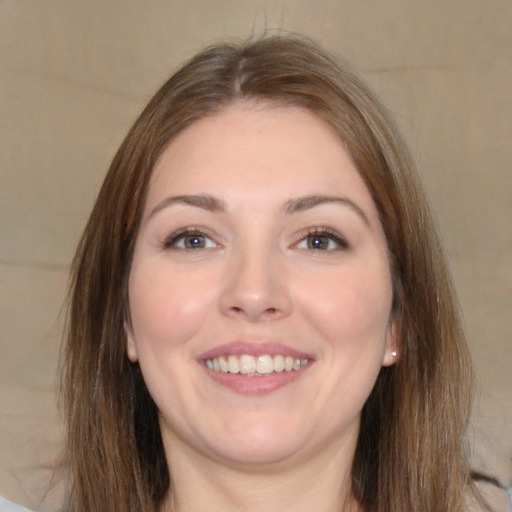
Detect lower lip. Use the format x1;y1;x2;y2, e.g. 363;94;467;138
202;365;311;395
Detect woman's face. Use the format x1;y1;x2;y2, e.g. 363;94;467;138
127;103;397;470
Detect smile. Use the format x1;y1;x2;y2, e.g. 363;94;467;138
205;354;310;376
198;342;314;393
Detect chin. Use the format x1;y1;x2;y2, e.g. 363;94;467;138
210;437;305;469
197;418;310;469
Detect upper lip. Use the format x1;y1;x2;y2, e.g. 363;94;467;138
197;341;314;361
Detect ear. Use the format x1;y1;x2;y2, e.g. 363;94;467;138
382;320;399;367
125;322;139;362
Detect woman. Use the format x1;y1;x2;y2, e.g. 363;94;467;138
61;35;483;511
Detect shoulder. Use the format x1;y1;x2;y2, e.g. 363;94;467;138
0;496;37;512
466;481;511;512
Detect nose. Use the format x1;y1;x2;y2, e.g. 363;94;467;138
219;246;293;322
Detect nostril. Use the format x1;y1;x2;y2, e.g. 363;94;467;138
227;305;280;320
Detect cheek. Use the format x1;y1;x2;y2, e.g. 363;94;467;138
299;264;393;350
128;261;218;352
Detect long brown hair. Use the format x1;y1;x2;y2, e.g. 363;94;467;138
62;35;477;511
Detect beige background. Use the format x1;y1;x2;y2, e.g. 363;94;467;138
1;1;510;510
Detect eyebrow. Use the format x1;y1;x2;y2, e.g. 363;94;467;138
284;195;370;226
148;194;225;219
148;193;370;226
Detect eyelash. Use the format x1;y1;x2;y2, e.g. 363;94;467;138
294;227;349;251
161;228;217;250
160;227;349;252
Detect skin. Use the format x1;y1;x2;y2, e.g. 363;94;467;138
127;102;398;512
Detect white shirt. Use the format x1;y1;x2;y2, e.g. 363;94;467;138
0;496;35;512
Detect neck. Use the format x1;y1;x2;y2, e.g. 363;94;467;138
160;435;362;512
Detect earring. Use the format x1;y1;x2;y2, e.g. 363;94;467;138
391;351;397;357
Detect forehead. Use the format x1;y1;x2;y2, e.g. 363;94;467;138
146;102;378;221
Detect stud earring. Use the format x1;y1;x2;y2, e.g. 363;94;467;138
391;351;397;357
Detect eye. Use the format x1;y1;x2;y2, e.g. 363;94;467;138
295;228;348;251
163;229;218;250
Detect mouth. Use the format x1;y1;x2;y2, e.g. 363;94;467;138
198;342;314;394
205;354;310;376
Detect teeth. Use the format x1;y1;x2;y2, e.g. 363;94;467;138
227;355;240;373
205;354;309;376
218;356;228;373
239;354;256;374
273;354;285;372
256;355;273;374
